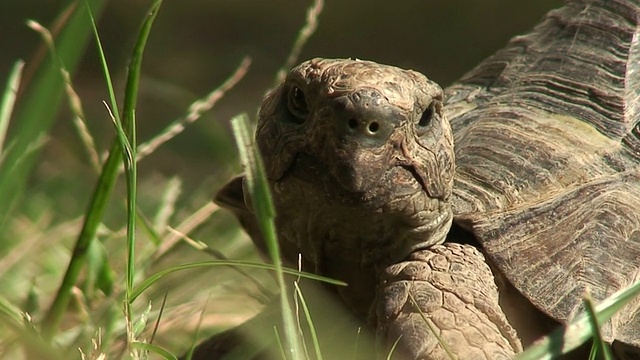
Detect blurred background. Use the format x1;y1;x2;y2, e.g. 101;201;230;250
3;0;562;194
1;0;562;357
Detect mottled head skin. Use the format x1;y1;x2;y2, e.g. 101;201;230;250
256;58;455;316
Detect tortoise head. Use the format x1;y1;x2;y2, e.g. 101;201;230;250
256;58;455;258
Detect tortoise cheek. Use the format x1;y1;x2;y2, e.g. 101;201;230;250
406;113;455;201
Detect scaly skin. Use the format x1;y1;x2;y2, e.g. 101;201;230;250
375;243;521;359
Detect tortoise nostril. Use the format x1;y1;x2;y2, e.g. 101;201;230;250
347;119;380;134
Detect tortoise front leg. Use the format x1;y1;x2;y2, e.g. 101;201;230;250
373;243;522;359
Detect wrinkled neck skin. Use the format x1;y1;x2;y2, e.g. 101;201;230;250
271;172;453;318
273;172;453;263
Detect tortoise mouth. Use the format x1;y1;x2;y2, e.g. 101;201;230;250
283;152;329;185
280;151;428;206
399;163;428;193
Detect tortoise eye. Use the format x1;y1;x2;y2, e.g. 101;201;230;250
416;103;436;134
419;103;434;127
287;85;308;121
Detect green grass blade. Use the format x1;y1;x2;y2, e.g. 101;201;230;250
517;279;640;360
86;3;119;121
131;342;178;360
130;260;345;302
138;207;164;247
39;2;118;338
149;292;168;345
0;0;106;229
165;227;274;301
294;282;323;360
583;295;614;360
231;113;304;359
84;239;115;296
122;0;163;137
97;1;163;352
120;0;163;300
0;61;24;160
41;145;122;339
0;295;23;326
274;327;287;360
231;114;274;219
108;100;136;287
40;0;163;340
385;335;403;360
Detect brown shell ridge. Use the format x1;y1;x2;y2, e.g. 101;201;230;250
623;7;640;158
443;0;640;343
447;0;640;216
471;170;640;344
447;0;640;147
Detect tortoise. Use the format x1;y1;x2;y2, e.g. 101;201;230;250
195;0;640;358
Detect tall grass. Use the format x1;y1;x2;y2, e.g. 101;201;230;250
0;0;106;229
1;1;639;360
0;0;262;358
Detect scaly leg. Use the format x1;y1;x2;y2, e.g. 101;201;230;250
373;243;522;359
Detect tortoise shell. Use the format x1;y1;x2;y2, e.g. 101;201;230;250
446;0;640;347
